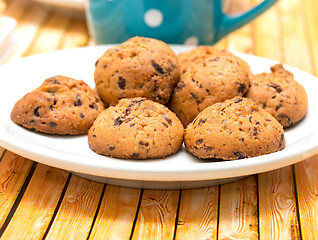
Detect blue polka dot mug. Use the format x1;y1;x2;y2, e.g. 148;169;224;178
85;0;278;45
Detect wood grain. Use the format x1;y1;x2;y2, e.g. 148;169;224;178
0;147;4;160
58;19;89;49
25;11;71;56
258;167;300;240
303;0;318;75
45;175;104;240
89;185;141;240
175;187;218;240
4;0;31;19
226;0;254;54
278;0;313;72
1;164;68;240
0;151;33;228
131;190;179;240
252;0;282;61
218;176;258;240
294;155;318;239
3;3;48;63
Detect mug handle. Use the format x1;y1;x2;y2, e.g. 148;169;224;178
217;0;278;41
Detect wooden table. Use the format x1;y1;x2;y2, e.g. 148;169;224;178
0;0;318;239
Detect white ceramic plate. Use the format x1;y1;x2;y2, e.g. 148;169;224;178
0;45;318;189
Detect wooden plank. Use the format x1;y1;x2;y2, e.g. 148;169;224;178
175;187;218;240
45;175;104;240
24;11;71;56
226;0;254;54
0;151;33;228
0;164;68;239
252;0;282;61
3;3;49;63
4;0;31;19
89;185;141;240
0;146;4;159
131;190;179;240
278;0;313;72
294;155;318;240
258;167;300;240
303;0;318;75
58;19;89;49
218;176;258;240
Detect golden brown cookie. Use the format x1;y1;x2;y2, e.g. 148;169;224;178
11;76;105;135
246;64;308;127
169;55;250;127
94;36;180;106
177;46;234;74
184;97;285;160
88;98;184;159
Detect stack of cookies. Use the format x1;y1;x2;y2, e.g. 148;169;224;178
10;36;308;161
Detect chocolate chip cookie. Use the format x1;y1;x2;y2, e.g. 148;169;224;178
88;98;184;159
11;76;105;135
246;64;308;127
169;55;250;127
94;36;180;106
184;97;285;160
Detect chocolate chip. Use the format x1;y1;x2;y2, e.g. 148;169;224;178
279;134;285;148
130;123;135;127
54;79;60;84
198;118;207;125
165;118;172;126
139;141;149;147
114;117;125;126
195;138;203;145
49;121;57;127
136;99;146;105
162;122;168;128
168;60;176;69
176;82;185;92
34;107;40;117
237;83;246;94
26;120;35;125
92;134;96;138
80;113;85;119
209;58;219;62
118;76;126;90
268;82;282;93
95;59;99;67
276;103;282;111
132;153;140;158
191;93;198;100
204;147;212;152
109;146;115;150
277;114;291;124
234;98;243;103
280;134;284;141
151;62;164;74
89;103;98;110
253;127;258;136
74;95;82;106
249;116;253;123
233;151;247;159
153;80;158;92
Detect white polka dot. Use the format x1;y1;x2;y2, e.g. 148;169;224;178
184;36;199;45
144;9;163;28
